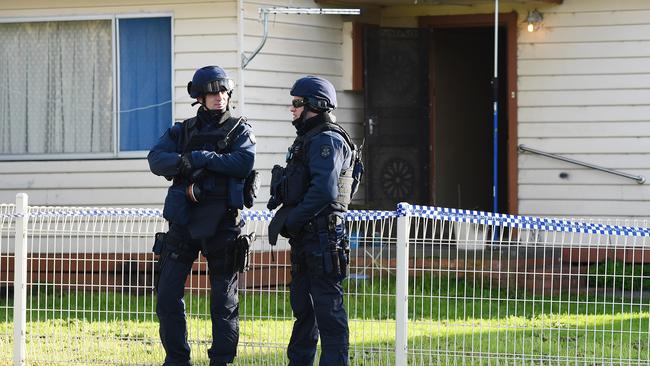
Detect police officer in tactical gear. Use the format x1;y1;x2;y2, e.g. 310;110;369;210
148;65;256;366
268;76;359;366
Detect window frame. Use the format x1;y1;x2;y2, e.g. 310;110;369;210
0;12;174;161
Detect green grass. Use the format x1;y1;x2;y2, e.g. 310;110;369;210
1;275;649;365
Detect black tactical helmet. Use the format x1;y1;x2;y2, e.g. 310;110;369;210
187;66;234;98
290;76;337;111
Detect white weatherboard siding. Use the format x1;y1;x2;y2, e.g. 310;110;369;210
241;0;364;208
0;1;229;207
517;0;650;218
0;0;362;209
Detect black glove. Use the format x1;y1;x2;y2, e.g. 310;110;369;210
281;224;299;239
269;205;292;246
267;196;281;210
178;153;194;179
267;164;285;210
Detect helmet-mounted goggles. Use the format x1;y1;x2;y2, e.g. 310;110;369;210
187;78;235;97
291;99;307;108
291;97;331;111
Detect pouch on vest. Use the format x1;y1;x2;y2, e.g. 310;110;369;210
283;163;309;206
228;178;245;209
350;149;364;200
243;170;260;209
163;185;190;225
152;232;166;255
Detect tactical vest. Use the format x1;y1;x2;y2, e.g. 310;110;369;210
182;115;244;154
180;115;246;199
283;122;362;211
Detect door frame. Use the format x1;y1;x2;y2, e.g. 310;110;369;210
419;12;518;215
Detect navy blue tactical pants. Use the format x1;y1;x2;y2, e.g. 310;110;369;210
156;223;240;366
287;231;349;366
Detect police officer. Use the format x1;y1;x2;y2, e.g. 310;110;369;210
148;65;256;366
268;76;360;366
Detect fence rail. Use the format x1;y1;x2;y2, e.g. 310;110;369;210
2;195;650;365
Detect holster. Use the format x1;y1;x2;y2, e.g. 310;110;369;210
298;214;350;279
152;231;196;292
231;232;255;273
152;232;167;291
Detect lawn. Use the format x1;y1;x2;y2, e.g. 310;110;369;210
1;274;649;365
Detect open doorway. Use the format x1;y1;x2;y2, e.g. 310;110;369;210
430;26;507;212
362;14;517;213
422;14;517;214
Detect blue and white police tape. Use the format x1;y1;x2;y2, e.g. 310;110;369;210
1;202;649;237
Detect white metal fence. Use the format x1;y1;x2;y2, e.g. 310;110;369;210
2;195;650;365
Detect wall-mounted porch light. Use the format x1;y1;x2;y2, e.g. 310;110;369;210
526;9;543;32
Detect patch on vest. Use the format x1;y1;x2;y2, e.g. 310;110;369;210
320;145;332;158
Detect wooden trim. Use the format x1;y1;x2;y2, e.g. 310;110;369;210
352;22;364;91
506;15;518;216
419;13;514;28
0;252;293;292
419;12;519;215
316;0;561;4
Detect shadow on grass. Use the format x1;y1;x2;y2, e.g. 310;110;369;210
0;314;648;365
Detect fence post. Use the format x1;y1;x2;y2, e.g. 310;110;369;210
13;193;28;366
395;203;410;365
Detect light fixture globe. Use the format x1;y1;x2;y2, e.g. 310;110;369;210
526;9;543;32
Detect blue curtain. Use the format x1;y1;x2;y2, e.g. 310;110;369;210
119;17;171;151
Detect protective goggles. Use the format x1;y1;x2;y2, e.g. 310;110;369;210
203;78;234;93
291;99;308;108
189;78;235;96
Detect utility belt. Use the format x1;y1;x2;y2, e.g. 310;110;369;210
291;243;350;280
152;231;255;290
291;214;350;280
304;213;345;234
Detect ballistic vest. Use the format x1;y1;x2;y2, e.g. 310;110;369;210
284;122;359;211
179;114;246;198
178;113;249;239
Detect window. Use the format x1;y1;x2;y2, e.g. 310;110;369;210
0;15;172;158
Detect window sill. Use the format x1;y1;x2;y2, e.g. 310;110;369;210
0;151;149;162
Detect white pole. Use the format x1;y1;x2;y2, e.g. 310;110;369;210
492;0;500;214
395;203;410;365
237;0;246;116
494;0;499;79
13;193;28;366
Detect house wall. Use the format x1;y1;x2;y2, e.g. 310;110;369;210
0;0;364;209
6;0;649;219
377;0;650;218
0;0;238;207
240;0;364;207
517;0;650;218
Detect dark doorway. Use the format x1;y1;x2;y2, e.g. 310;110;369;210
363;26;430;210
430;26;508;212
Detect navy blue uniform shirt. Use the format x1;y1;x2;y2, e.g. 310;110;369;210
284;128;352;234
